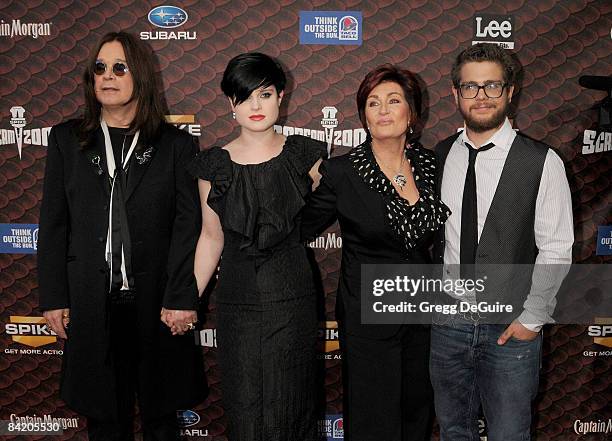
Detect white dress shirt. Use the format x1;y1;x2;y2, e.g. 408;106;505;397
441;118;574;330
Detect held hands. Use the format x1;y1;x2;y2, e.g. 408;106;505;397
43;308;70;339
497;320;539;345
160;307;198;336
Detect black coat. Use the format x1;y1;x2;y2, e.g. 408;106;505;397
37;120;207;421
301;154;431;339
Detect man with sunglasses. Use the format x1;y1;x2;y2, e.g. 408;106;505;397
430;43;573;440
38;32;207;440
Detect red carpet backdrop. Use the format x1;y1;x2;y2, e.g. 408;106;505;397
0;1;610;440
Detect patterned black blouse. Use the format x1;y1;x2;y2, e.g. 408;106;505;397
349;140;451;252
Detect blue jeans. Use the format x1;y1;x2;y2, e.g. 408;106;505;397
430;323;541;441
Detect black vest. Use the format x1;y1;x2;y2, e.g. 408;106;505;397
434;131;549;321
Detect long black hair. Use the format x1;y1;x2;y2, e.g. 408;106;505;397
79;31;166;149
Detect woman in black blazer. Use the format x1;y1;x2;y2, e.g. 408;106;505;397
38;32;206;440
302;65;450;441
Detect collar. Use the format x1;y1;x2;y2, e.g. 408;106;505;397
101;119;140;177
349;139;424;196
459;118;516;152
349;140;451;252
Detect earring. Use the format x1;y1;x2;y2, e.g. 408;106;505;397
232;111;236;119
409;127;413;134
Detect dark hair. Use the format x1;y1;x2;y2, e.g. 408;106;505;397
451;43;517;88
79;31;166;149
356;64;422;139
221;52;286;105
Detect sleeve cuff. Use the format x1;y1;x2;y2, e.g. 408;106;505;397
163;285;199;310
517;310;545;332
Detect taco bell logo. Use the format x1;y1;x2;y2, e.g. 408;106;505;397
596;226;612;255
300;11;362;46
0;224;39;254
332;417;344;438
319;414;344;440
32;228;38;251
148;6;188;28
339;16;358;41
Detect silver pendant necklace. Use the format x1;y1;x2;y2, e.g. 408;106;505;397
373;148;407;189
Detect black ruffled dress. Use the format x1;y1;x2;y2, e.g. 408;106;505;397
188;135;326;441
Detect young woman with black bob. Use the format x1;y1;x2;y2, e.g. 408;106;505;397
189;52;326;441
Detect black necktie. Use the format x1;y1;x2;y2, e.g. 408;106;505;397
108;132;135;292
460;142;494;279
110;167;125;290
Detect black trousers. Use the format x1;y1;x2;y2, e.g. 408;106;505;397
341;324;434;441
87;414;179;441
87;292;180;441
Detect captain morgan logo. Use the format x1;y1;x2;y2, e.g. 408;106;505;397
275;106;367;156
0;18;52;39
574;418;612;435
0;106;51;159
308;231;342;250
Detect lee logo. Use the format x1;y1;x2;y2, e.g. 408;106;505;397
472;15;514;49
475;17;511;38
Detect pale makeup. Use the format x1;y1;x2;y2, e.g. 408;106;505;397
230;86;283;133
94;41;134;110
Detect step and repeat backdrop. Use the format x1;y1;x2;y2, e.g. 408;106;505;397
1;1;611;440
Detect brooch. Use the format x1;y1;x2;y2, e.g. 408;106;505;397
135;146;154;165
90;154;104;176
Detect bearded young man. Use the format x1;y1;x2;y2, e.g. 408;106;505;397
430;43;573;440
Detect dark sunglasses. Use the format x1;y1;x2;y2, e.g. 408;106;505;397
94;60;130;76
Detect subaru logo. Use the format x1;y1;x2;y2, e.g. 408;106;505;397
176;409;200;428
148;6;188;29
